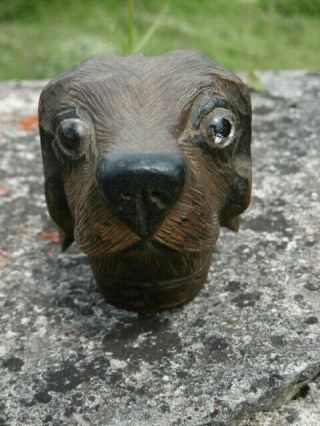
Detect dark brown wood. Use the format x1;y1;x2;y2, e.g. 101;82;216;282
38;50;252;312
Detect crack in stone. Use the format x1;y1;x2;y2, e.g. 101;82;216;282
291;371;320;401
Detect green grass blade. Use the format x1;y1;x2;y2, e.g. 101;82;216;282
127;0;135;54
133;2;171;55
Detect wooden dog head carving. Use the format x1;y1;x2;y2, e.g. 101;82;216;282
39;50;252;312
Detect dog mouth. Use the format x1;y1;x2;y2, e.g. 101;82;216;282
88;240;214;289
120;239;178;256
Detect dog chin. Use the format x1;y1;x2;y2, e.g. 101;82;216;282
88;249;213;311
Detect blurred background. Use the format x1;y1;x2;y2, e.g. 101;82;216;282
0;0;319;80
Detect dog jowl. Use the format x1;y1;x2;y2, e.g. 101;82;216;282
38;50;252;312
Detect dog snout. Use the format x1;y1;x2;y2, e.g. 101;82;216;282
96;152;186;238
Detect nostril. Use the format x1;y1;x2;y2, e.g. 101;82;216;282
120;192;131;201
150;192;166;209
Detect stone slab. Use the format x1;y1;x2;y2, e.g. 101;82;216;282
0;72;319;425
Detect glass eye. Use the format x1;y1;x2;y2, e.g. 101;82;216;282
56;118;90;158
209;117;232;140
204;108;236;149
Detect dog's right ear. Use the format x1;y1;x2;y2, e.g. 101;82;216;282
38;91;74;251
217;75;252;232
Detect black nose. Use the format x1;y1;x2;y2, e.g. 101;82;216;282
96;152;186;238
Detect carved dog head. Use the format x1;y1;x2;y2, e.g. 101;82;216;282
39;51;252;311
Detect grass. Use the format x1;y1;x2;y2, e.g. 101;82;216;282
0;0;319;80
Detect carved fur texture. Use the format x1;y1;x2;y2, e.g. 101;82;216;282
39;50;252;311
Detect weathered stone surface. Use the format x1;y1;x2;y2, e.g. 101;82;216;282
0;72;319;426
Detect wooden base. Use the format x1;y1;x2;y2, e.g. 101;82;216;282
90;253;211;312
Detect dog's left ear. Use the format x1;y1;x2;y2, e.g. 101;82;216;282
220;159;252;232
219;76;252;232
38;86;74;250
